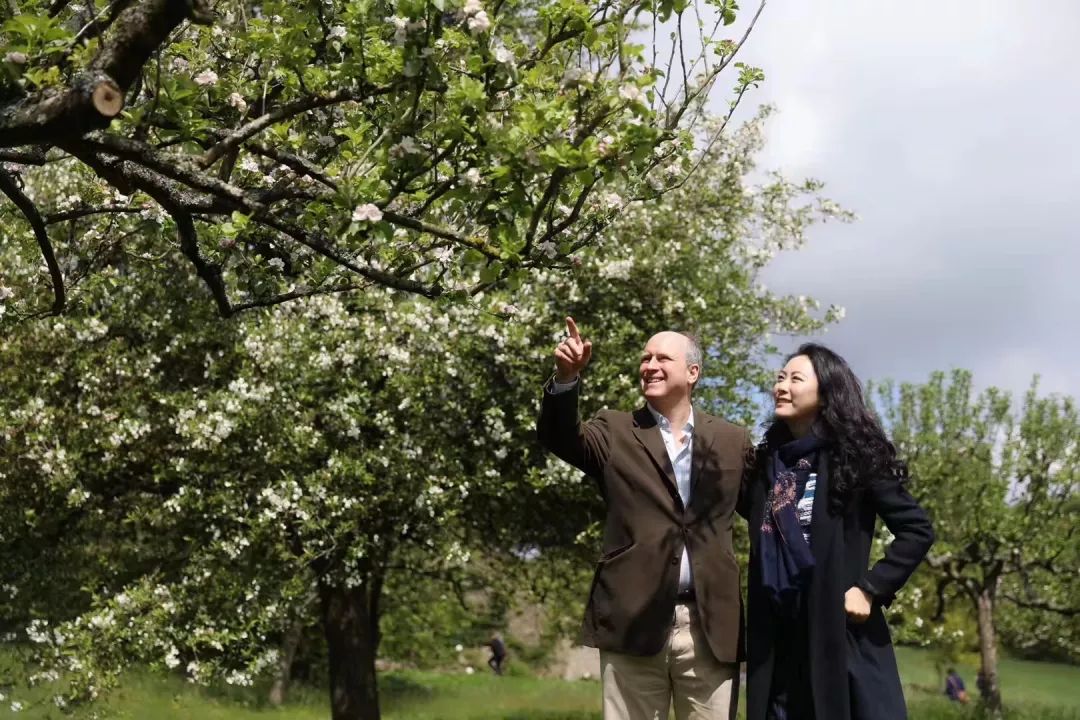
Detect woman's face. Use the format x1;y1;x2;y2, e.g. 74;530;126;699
773;354;821;425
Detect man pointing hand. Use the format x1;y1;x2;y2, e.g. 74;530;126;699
537;318;752;720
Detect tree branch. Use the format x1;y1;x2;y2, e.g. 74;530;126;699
0;148;48;165
80;133;261;210
380;210;503;259
228;282;367;314
140;190;233;317
0;169;66;313
198;86;399;169
45;206;143;224
1;0;212;148
255;217;443;298
1002;594;1080;617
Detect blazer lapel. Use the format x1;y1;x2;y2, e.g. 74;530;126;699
632;407;681;505
689;414;713;497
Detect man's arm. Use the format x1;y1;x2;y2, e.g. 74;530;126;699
536;316;609;477
537;378;611;479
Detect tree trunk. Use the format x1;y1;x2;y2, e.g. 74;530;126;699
319;577;382;720
268;615;306;706
975;589;1004;718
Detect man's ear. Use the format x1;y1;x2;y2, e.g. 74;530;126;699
688;364;701;386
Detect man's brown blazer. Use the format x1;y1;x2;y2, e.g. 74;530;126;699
537;381;750;662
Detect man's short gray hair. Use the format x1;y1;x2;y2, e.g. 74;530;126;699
680;332;703;372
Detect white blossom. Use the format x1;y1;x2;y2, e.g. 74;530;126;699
619;83;642;102
387;16;408;45
597;191;624;211
194;70;219;86
352;204;384;223
389;136;421;158
4;52;27;65
493;44;514;65
561;67;584;87
328;25;347;40
467;10;491;34
227;92;247;111
463;0;484;15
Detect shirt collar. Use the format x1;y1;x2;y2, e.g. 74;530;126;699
647;403;695;435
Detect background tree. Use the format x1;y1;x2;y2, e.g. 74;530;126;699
1;0;764;319
0;105;849;719
875;370;1080;718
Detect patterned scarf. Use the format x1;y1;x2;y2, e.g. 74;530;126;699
757;432;827;617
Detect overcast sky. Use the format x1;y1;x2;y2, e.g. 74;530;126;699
715;1;1079;400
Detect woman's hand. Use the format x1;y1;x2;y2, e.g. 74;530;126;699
844;586;873;623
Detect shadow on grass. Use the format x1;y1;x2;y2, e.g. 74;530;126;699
381;673;436;703
499;713;601;720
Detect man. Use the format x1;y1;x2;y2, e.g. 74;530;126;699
485;633;507;676
537;317;751;720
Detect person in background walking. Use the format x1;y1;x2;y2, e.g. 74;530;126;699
944;667;969;703
484;633;507;676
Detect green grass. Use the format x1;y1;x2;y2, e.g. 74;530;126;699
1;647;1077;719
896;646;1080;709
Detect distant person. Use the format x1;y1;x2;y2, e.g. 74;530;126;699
538;317;751;720
945;668;969;703
484;633;507;676
740;343;935;720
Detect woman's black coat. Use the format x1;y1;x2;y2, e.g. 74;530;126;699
740;450;935;720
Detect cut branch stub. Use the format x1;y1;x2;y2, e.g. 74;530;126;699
91;79;124;117
0;72;124;148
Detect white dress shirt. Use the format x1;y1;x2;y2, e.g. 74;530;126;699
647;404;695;593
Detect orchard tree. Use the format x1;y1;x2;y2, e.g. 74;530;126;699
875;371;1080;718
0;105;849;719
0;0;765;319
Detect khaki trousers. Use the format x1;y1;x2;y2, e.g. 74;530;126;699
600;603;739;720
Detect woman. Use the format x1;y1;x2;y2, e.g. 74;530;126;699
741;343;934;720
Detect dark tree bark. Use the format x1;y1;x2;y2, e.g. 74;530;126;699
319;574;384;720
268;615;307;706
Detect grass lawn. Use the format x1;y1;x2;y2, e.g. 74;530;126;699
1;647;1078;719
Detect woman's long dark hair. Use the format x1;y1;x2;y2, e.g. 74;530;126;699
763;343;907;513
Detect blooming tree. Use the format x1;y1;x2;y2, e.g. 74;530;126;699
0;106;850;719
874;371;1080;717
0;0;765;319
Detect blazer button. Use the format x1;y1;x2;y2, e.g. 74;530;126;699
671;556;679;565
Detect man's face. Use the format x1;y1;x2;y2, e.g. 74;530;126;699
639;332;698;402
